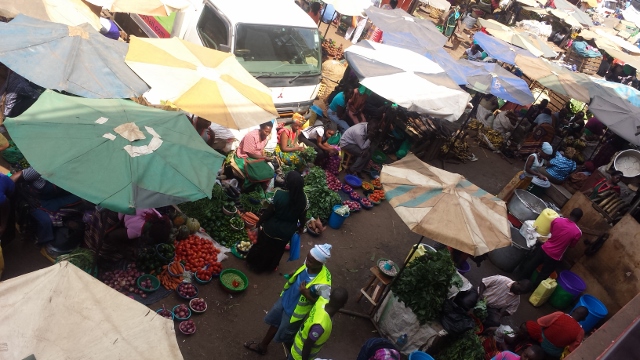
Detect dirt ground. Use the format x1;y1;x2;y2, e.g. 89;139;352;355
1;19;560;360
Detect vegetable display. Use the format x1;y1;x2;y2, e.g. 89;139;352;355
391;250;457;324
157;306;173;319
139;277;155;290
304;166;327;187
299;146;318;163
236;241;252;253
100;264;147;298
221;272;245;289
177;283;198;299
342;200;361;212
239;191;263;213
306;184;342;221
324;154;340;175
56;248;95;275
174;235;222;274
434;330;484;360
158;267;183;290
230;216;244;230
179;320;196;334
190;298;207;312
174;304;190;319
326;171;342;191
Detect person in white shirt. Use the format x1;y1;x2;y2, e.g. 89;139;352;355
478;275;532;327
339;122;371;176
299;122;339;164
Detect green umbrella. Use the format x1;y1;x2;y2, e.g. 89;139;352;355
5;90;224;214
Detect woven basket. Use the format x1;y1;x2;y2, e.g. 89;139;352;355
318;83;330;102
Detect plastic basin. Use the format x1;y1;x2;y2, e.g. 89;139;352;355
409;351;435;360
549;271;586;309
456;260;471;275
572;294;608;332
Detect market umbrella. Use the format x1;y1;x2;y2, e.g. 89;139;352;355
552;0;593;27
514;54;591;103
5;90;225;214
381;154;511;256
588;91;640;146
0;262;184;359
478;20;558;59
589;77;640;108
424;47;468;85
365;6;447;52
0;0;101;30
344;40;471;121
84;0;190;16
0;15;149;99
460;60;535;105
125;36;277;130
472;32;537;65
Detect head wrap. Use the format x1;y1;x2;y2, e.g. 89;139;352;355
541;142;553;155
292;113;305;124
310;244;332;264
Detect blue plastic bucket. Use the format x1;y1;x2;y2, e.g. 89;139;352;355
328;205;349;229
572;294;608;333
409;351;435;360
456;260;471;275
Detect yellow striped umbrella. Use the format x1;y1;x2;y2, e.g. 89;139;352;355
381;154;511;256
125;36;278;130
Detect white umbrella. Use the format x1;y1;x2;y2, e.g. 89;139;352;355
344;40;471;121
588;86;640;146
0;262;184;359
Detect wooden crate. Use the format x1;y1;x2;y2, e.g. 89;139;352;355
521;75;572;112
566;47;602;76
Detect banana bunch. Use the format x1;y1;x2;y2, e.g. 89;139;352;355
467;119;484;130
593;190;629;220
480;128;504;148
441;138;472;161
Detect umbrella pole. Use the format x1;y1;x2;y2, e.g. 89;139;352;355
588;129;608;161
324;11;337;38
370;236;425;318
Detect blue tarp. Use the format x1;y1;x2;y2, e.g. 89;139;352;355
424;48;468;85
473;32;536;65
460;60;534;105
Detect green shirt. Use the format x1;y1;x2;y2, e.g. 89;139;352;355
262;189;308;240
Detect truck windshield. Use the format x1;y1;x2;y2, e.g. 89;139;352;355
235;24;320;76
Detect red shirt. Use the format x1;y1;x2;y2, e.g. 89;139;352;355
541;218;581;261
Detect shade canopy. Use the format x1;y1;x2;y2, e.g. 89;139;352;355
345;40;470;121
478;20;557;59
552;0;593;26
460;60;535;105
6;90;225;214
473;32;537;65
381;154;512;256
365;6;447;52
324;0;372;16
587;81;640;146
424;47;468;85
514;54;591;103
0;262;183;359
125;36;278;130
84;0;190;16
0;15;149;99
0;0;101;30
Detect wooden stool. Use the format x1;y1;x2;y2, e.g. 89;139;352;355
357;267;393;315
340;151;353;172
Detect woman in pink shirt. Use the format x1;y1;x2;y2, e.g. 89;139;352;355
518;208;583;285
233;122;274;187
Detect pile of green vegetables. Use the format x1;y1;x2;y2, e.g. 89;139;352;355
434;330;484;360
239;190;264;213
56;248;96;276
303;167;341;221
391;249;457;324
178;184;249;247
136;246;165;274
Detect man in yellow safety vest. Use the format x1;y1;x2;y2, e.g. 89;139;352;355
244;244;332;355
290;286;348;360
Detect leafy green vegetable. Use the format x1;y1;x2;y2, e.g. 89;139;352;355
391;249;457;324
304;185;341;221
299;147;317;163
435;330;484;360
304;166;327;187
239;190;264;213
473;299;487;321
56;248;96;274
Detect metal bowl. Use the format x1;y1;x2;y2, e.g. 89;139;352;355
508;189;545;222
614;149;640;178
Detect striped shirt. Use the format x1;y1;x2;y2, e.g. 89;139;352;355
236;129;268;159
481;275;520;315
23;167;47;190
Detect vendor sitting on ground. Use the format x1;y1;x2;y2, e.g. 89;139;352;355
299;121;339;165
346;85;369;127
233;122;274;187
477;94;499;124
492;110;518;135
478;275;532;327
523;307;588;358
340;122;371;177
584;170;623;200
538;148;577;185
525;142;554;188
275;113;306;169
464;44;484;61
564;112;585;138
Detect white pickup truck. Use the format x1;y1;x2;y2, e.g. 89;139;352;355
114;0;322;117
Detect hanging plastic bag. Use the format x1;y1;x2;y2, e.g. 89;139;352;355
288;232;300;261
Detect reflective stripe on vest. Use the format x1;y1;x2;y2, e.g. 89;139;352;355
291;297;332;360
281;265;331;323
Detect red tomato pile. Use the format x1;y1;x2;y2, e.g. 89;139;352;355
175;235;222;277
247;229;258;244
